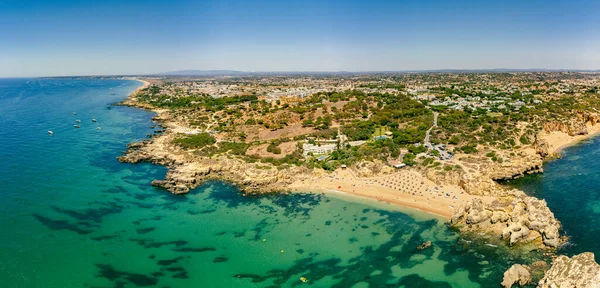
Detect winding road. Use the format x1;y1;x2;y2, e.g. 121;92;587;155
424;112;438;146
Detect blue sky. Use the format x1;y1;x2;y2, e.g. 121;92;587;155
0;0;599;76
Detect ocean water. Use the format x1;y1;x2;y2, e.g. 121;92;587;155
0;78;544;287
506;135;600;260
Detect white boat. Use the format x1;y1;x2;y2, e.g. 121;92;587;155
97;127;102;130
75;119;81;123
73;112;77;115
92;119;97;122
48;131;54;135
74;125;80;128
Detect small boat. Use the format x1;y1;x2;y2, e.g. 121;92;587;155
92;119;97;122
48;131;54;135
75;119;81;123
74;125;81;128
73;112;77;115
106;106;112;110
97;127;102;130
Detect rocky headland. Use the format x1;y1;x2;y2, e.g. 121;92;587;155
118;127;313;195
120;80;600;287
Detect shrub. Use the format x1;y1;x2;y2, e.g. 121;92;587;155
459;144;478;154
402;153;416;166
267;143;282;154
173;133;216;149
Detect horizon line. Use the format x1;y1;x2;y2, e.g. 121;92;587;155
4;68;600;79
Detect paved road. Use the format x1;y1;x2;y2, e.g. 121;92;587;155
424;112;438;146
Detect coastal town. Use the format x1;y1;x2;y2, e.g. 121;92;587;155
128;72;600;167
7;0;600;287
120;72;600;287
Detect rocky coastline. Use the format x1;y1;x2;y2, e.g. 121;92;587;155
119;80;600;287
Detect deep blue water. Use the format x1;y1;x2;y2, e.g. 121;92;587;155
0;78;547;287
506;135;600;261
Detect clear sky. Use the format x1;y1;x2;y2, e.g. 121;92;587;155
1;0;599;77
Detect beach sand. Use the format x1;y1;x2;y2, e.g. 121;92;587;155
134;79;151;92
290;169;490;219
542;124;600;155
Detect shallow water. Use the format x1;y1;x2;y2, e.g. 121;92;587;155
506;135;600;261
0;78;544;287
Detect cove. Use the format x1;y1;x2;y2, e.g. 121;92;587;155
0;78;545;287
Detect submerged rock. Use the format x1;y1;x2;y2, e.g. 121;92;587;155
538;252;600;288
501;264;531;288
417;241;432;251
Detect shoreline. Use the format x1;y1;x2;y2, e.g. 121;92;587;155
119;82;465;219
288;168;486;219
299;187;454;219
133;79;151;93
116;79;599;250
543;125;600;156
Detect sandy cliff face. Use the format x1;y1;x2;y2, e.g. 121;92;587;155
426;151;543;197
354;160;395;177
543;111;600;136
534;138;550;158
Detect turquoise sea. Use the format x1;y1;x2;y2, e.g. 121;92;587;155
506;134;600;260
0;78;552;287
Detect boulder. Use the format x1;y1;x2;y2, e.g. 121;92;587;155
417;241;432;251
501;264;531;288
171;185;190;194
534;139;549;158
541;226;560;248
466;209;492;225
491;211;510;224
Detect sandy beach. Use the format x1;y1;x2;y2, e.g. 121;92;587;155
541;123;600;155
134;79;151;92
290;168;490;218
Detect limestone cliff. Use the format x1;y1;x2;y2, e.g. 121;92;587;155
543;111;600;136
427;151;543;197
451;190;562;248
118;131;311;194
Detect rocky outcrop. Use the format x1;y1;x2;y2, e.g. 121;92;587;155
502;264;531;288
487;153;544;181
538;253;600;288
427;150;545;197
119;133;314;194
534;138;550;158
451;191;562;248
543;111;600;136
417;241;432;251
